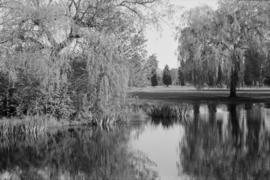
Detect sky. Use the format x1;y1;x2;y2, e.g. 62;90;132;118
145;0;218;69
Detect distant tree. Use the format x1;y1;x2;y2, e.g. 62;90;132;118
145;54;159;80
170;68;178;85
264;75;270;86
127;33;148;87
244;64;252;86
207;71;215;87
217;65;223;87
156;68;163;85
177;1;269;97
128;54;159;87
244;45;264;86
263;54;270;86
151;69;158;87
178;67;185;86
163;65;172;87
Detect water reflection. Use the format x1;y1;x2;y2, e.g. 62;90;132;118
1;102;270;180
0;126;157;180
180;103;270;180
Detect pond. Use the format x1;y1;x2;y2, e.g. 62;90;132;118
1;102;270;180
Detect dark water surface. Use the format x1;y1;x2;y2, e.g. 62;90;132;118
1;102;270;180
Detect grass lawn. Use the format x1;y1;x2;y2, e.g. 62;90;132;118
129;86;270;103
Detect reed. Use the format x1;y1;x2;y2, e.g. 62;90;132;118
142;103;191;120
0;115;75;149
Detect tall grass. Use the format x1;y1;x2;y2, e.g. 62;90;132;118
0;115;76;149
143;104;191;120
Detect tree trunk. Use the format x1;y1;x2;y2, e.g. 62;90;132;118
230;72;237;98
230;52;239;98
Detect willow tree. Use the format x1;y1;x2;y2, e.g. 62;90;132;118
177;6;217;88
0;0;161;120
211;0;269;97
177;1;270;97
126;33;148;87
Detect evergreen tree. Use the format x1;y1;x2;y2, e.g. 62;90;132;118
151;69;158;87
163;65;172;87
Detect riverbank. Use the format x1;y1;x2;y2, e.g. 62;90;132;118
0;116;92;137
129;86;270;103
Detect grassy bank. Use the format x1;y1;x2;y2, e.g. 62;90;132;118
129;86;270;103
0;116;92;141
0;100;142;135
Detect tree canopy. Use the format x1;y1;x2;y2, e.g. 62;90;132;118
177;0;270;96
0;0;162;122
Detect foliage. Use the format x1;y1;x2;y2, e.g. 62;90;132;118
150;69;158;87
177;1;270;95
244;44;264;86
127;32;148;87
170;68;178;85
128;53;159;87
216;64;223;87
263;53;270;86
177;6;216;88
141;54;159;86
0;0;161;122
162;65;172;87
178;67;185;86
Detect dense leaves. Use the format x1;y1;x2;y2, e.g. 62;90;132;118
151;69;158;87
162;65;172;87
178;67;185;86
177;0;270;95
0;0;161;122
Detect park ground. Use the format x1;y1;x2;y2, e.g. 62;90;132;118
129;86;270;103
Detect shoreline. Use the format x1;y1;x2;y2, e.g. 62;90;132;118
129;86;270;103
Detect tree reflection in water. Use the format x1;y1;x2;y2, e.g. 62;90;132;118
179;103;270;180
1;102;270;180
0;126;157;180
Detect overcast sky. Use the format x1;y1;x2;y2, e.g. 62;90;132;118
146;0;218;69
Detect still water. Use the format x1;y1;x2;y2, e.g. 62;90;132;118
1;102;270;180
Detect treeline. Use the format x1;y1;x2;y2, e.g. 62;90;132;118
150;64;176;87
176;0;270;96
0;0;160;121
128;54;159;87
